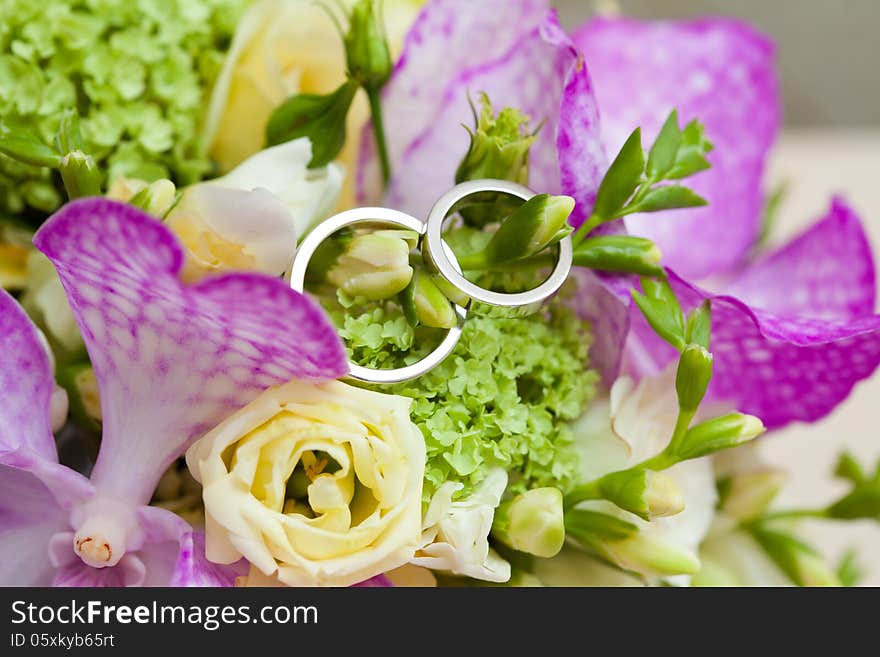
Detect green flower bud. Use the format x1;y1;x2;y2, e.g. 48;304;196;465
719;469;786;522
602;532;701;578
672;412;765;462
675;344;713;413
598;469;684;521
344;0;393;92
400;269;457;329
326;231;414;301
128;179;177;217
59;150;102;199
266;79;359;168
572;235;663;277
482;194;574;265
492;487;565;558
430;273;471;307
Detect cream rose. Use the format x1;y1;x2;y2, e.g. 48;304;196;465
203;0;423;206
186;379;426;587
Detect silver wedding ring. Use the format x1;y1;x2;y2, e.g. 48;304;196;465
423;179;573;317
290;180;573;384
289;207;468;384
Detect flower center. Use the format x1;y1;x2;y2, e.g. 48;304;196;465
67;496;144;570
74;535;114;567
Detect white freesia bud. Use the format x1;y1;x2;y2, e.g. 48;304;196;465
186;380;425;587
411;468;511;582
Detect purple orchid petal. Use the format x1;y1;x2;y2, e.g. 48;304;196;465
359;2;605;223
53;553;149;586
358;0;550;205
169;531;248;587
568;268;632;385
725;198;876;319
0;289;57;463
34;198;348;505
0;464;68;586
572;17;781;279
627;260;880;430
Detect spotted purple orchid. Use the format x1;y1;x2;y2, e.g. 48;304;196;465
358;0;880;429
0;198;348;586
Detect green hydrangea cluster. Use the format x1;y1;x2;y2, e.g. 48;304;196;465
0;0;250;218
337;286;598;504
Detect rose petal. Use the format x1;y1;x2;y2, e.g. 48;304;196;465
627;269;880;429
573;17;781;278
0;464;68;586
358;0;550;205
169;531;247;587
34;198;348;504
0;289;56;462
724;197;875;319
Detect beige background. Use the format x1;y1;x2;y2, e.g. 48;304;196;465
555;1;880;584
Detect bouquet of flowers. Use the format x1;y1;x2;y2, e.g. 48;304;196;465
1;0;878;588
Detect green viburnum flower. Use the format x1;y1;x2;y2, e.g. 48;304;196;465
332;275;598;505
0;0;250;218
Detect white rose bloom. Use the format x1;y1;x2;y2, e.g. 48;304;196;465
186;380;425;587
412;468;511;583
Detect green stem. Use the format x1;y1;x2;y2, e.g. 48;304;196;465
571;214;602;247
752;509;830;524
455;251;555;273
563;479;602;511
367;87;391;188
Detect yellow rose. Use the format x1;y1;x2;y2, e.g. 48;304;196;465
203;0;423;207
186;379;426;587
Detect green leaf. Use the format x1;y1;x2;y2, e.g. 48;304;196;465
572;235;664;277
592;127;645;220
826;487;880;521
631;277;686;351
646;110;682;180
685;300;711;348
836;549;863;587
0;135;62;168
666;118;713;180
833;451;866;485
624;185;707;214
265;79;358;168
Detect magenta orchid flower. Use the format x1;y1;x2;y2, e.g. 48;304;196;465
572;17;880;428
360;0;880;430
1;198;347;586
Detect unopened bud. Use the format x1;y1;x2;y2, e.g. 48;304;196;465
59;150;102;199
598;469;684;521
492;488;565;558
483;194;574;265
128;179;177;217
720;469;786;521
400;269;457;329
573;235;664;277
344;0;392;91
675;344;713;412
601;532;701;578
326;231;414;300
674;412;765;462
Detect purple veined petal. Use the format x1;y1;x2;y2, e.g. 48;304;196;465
357;0;554;205
573;17;781;279
724;197;876;320
568;268;632;385
0;289;57;462
376;11;605;223
626;270;880;430
0;464;69;586
34;198;348;505
169;531;248;587
53;553;149;587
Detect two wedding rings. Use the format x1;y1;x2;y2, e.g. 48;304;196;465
290;179;573;384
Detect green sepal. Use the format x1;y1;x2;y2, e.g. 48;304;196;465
685;300;711;348
623;185;707;214
646;110;682;180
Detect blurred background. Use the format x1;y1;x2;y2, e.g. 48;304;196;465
558;0;880;584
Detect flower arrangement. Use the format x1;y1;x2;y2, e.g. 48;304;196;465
1;0;878;588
